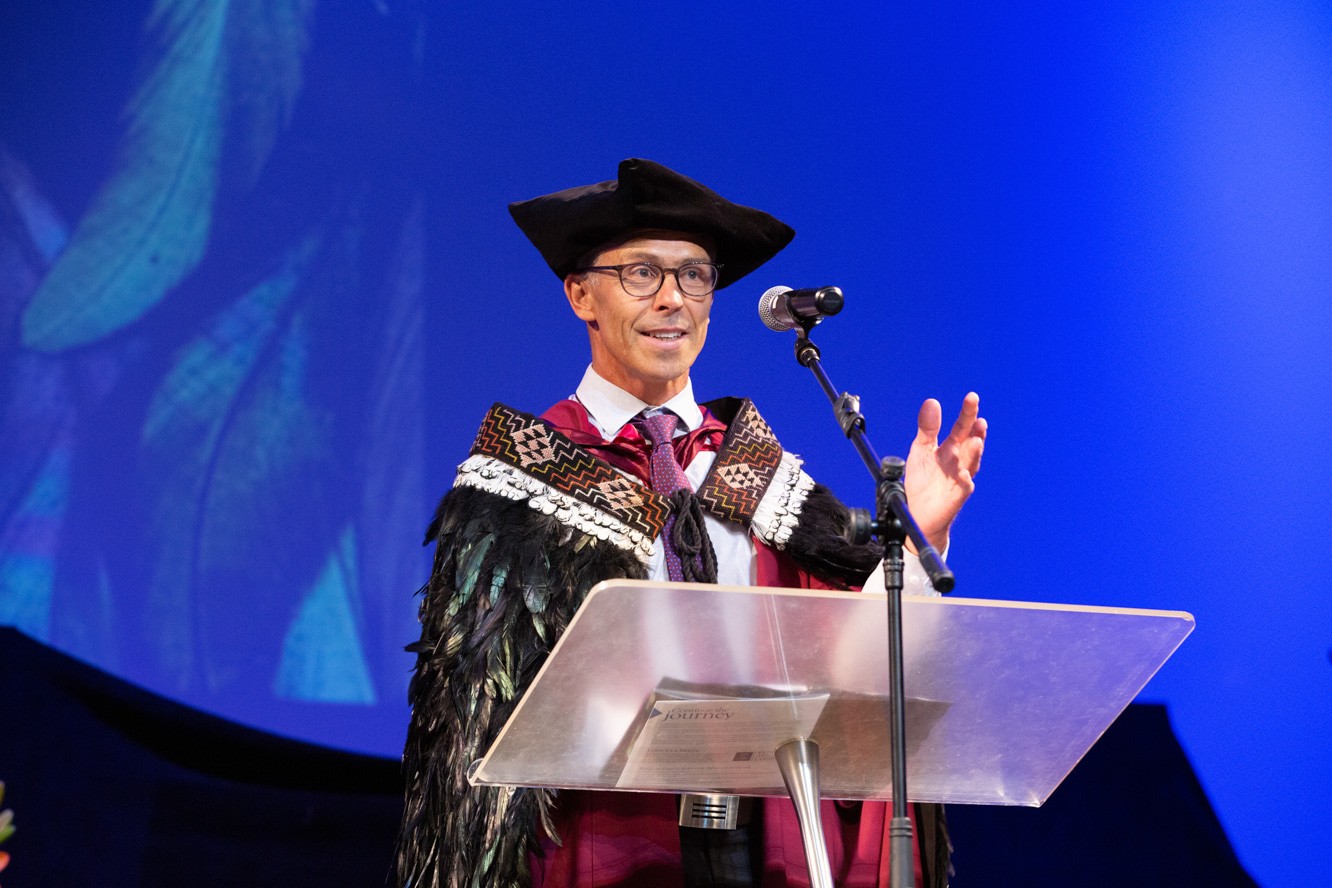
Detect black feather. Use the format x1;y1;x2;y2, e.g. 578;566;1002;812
395;484;647;888
781;482;883;587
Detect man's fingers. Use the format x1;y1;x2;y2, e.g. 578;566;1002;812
916;398;943;444
956;467;975;494
948;392;981;442
963;434;985;477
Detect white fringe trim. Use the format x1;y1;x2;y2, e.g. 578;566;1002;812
751;450;815;550
453;454;656;563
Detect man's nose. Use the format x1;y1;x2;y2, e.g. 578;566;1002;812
651;274;687;309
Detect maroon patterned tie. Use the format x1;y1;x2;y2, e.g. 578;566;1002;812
636;410;691;581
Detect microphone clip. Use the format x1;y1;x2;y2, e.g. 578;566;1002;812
793;327;822;367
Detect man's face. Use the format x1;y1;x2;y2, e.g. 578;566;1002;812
564;233;714;405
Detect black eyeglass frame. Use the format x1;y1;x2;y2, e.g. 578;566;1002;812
577;262;724;298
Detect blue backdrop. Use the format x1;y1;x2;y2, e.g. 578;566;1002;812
2;2;1328;885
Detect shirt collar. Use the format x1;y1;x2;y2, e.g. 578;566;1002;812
573;365;704;441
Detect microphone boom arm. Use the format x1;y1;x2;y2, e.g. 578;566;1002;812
794;329;953;589
789;324;954;888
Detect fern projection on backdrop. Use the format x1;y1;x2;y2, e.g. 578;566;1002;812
134;233;328;694
3;0;429;727
0;150;73;639
20;0;316;353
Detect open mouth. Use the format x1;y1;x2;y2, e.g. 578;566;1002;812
644;331;685;341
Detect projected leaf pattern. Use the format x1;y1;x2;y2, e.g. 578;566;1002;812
21;0;314;352
0;0;428;721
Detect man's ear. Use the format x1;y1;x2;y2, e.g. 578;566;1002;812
565;274;597;323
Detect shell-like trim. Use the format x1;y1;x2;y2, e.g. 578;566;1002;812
750;450;815;549
454;454;656;562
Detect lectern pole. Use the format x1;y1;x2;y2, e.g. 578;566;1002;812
775;739;834;888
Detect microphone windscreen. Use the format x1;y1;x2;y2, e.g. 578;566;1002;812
758;285;793;331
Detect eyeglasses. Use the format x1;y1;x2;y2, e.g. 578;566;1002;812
578;262;722;298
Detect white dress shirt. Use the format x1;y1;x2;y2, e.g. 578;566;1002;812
571;366;755;586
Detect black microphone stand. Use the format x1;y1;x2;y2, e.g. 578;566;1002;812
790;322;954;888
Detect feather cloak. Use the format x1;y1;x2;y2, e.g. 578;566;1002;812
396;483;648;888
394;400;949;888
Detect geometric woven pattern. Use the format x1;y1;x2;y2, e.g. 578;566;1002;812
460;401;814;557
471;403;671;541
697;398;783;524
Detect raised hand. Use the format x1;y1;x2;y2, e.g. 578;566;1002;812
904;392;986;553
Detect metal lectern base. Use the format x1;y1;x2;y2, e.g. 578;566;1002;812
776;739;834;888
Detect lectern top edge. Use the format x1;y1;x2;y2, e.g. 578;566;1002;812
586;578;1196;626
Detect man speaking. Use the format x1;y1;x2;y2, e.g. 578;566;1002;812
395;158;986;888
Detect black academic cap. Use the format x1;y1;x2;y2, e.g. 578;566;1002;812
508;158;794;290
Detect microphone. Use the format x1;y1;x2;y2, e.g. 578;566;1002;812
757;285;844;331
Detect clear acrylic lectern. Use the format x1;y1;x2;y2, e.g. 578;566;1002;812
470;579;1193;875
